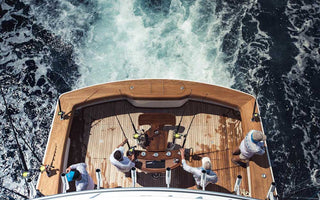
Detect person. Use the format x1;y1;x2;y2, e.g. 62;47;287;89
65;163;94;191
110;138;135;172
180;148;218;189
232;130;266;166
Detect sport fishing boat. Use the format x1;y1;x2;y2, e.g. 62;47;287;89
33;79;277;200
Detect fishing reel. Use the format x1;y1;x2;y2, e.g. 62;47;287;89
128;146;137;156
133;129;145;140
251;113;260;122
22;171;30;178
173;132;183;139
38;164;55;177
58;111;65;120
133;129;148;149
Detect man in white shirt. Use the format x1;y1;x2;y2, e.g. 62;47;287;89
232;130;266;166
180;148;218;189
110;138;135;172
66;163;94;191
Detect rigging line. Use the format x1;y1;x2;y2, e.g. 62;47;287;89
0;88;28;173
0;185;28;199
0;88;42;165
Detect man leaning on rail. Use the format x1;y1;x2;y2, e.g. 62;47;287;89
180;148;218;189
65;163;95;191
232;130;267;167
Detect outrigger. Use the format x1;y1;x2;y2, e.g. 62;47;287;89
33;79;277;200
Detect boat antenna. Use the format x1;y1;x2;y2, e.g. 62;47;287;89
0;88;43;165
115;113;131;149
0;185;28;199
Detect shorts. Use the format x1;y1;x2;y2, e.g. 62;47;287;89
239;153;249;163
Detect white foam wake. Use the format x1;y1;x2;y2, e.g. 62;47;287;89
74;0;236;88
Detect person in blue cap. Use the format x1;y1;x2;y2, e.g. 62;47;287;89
66;163;94;191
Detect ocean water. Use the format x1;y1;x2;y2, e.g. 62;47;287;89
0;0;319;199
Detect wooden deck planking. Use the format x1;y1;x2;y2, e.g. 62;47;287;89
66;100;249;193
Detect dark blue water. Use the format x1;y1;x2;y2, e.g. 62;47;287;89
0;0;319;199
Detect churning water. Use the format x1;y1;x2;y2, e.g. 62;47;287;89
0;0;319;199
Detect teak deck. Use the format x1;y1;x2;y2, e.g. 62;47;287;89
37;80;275;199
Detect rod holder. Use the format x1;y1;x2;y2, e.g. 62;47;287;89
131;167;137;187
166;167;171;188
267;182;276;200
233;175;242;195
201;170;206;191
27;178;36;199
96;169;102;189
61;173;69;193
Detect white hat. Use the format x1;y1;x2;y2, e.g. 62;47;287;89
202;157;212;170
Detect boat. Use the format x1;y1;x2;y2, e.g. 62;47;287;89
33;79;277;200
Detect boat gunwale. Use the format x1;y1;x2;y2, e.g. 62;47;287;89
34;187;259;200
37;79;275;199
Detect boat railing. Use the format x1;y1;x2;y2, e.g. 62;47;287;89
56;168;278;199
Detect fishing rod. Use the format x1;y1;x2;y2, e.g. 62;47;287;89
172;105;186;144
0;185;28;199
0;88;43;166
12;125;42;165
251;81;261;122
182;114;196;148
0;88;29;175
181;93;208;148
115;114;131;149
128;112;138;134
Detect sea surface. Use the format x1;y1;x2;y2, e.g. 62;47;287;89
0;0;319;199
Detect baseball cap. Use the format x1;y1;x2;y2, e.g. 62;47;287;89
252;130;267;141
